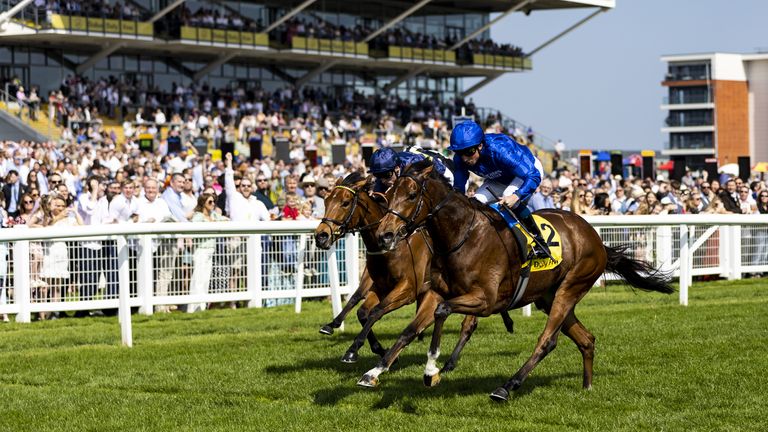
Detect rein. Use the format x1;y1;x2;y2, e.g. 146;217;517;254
389;174;475;256
320;184;383;241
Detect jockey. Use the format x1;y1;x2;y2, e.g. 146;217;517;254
449;121;550;258
369;147;453;194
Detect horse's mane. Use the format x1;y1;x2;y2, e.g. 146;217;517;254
404;159;502;221
403;159;450;187
342;171;366;186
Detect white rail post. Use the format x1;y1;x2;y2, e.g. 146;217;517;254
138;235;154;315
13;240;31;323
345;233;360;298
327;243;343;325
719;226;730;279
658;225;673;272
731;225;742;280
117;236;133;347
679;224;689;306
246;234;262;308
522;303;531;317
294;234;307;313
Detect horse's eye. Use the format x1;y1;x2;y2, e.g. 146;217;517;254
341;200;350;207
408;192;417;200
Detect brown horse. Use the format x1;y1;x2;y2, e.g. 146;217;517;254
314;172;514;366
363;160;673;401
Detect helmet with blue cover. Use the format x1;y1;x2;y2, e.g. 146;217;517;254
449;121;484;151
370;147;400;174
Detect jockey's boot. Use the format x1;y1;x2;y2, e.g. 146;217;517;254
521;214;551;259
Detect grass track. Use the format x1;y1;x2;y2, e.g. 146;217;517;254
0;279;766;431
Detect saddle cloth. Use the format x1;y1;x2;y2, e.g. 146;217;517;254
488;204;563;272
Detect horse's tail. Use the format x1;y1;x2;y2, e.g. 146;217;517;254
604;244;675;294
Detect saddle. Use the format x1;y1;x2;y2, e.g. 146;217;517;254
488;204;563;273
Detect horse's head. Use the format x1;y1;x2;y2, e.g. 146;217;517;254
377;159;444;250
315;172;379;249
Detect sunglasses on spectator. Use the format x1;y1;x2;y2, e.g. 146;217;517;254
456;146;480;157
761;195;768;198
240;183;252;188
205;200;214;204
23;200;34;204
49;179;61;184
701;185;710;189
185;178;193;182
579;182;587;186
374;170;395;179
256;179;268;182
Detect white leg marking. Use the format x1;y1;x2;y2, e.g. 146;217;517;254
365;366;387;379
424;349;441;376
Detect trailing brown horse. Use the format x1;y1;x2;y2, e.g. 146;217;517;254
314;172;514;365
363;160;673;401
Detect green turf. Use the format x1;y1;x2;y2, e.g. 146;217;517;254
0;279;766;431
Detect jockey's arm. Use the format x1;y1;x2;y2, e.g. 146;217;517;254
451;156;470;194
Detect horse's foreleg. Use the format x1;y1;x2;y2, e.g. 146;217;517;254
320;272;372;335
343;281;415;362
440;315;478;374
340;291;380;363
423;293;486;387
490;288;581;402
358;290;442;388
560;310;596;390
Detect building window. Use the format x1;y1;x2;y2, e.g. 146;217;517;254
667;63;710;81
666;109;713;127
669;86;711;104
670;132;714;149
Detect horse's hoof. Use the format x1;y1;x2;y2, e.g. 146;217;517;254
357;374;379;388
423;373;441;388
440;362;455;374
341;351;358;363
319;325;334;335
489;387;509;402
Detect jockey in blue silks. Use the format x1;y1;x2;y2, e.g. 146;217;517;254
369;147;453;194
450;121;550;258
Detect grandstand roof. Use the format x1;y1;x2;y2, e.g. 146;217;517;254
263;0;614;16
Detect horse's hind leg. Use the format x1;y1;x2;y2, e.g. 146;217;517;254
320;272;372;335
501;310;514;334
441;315;478;373
358;290;442;388
561;310;596;390
490;286;584;402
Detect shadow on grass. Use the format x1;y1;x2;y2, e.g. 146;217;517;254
311;371;583;407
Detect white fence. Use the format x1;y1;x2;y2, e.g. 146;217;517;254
1;215;767;346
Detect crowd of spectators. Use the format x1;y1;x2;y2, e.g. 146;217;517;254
41;0;146;20
525;170;768;217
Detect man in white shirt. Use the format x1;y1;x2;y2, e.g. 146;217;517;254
225;153;269;222
137;178;177;313
225;153;270;299
77;176;118;309
109;180;139;223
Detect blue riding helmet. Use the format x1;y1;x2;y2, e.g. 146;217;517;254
449;121;484;151
370;147;400;174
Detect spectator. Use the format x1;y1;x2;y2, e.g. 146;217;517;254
718;179;742;214
2;170;22;217
528;179;555;212
189;193;228;313
161;173;189;221
109;180;139;223
299;175;324;218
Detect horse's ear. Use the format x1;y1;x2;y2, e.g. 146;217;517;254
417;163;434;178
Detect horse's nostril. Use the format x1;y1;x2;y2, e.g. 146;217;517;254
382;232;394;244
315;232;330;246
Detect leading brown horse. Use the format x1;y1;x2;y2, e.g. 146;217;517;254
363;160;673;401
314;172;514;366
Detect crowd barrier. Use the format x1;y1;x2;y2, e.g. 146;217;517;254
1;214;767;346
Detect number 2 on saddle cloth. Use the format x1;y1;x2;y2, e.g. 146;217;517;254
489;203;564;272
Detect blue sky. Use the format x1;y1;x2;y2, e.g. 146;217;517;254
473;0;767;152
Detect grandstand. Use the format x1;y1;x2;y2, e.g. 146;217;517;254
0;0;613;159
